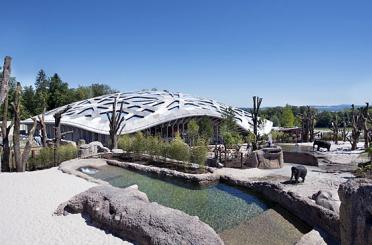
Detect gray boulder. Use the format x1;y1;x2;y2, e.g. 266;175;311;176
311;191;340;213
55;185;223;245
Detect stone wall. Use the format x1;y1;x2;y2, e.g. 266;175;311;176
283;152;318;166
338;178;372;245
107;159;220;186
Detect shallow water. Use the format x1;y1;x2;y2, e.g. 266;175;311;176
90;165;268;232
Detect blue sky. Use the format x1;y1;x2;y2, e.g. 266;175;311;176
1;0;371;107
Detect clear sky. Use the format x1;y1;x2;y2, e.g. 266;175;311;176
1;0;371;107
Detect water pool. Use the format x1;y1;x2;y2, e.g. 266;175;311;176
89;165;269;232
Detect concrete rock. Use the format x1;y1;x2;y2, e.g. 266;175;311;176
283;151;319;166
60;139;77;147
107;159;220;186
311;191;340;213
296;230;326;245
112;148;124;154
338;178;372;245
55;185;223;245
246;147;284;169
221;175;340;239
79;141;110;158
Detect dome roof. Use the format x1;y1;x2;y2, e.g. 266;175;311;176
26;89;272;135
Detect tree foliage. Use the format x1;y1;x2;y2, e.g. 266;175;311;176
220;106;242;148
281;105;295;127
198;116;213;142
4;69;118;120
187;119;199;146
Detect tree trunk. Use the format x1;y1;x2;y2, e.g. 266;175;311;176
11;83;37;172
12;83;22;172
53;105;71;164
107;96;126;149
1;57;12;172
249;96;262;150
1;94;11;172
21;118;37;168
37;108;47;147
0;56;11;104
348;104;362;150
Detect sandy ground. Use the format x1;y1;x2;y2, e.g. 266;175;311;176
0;167;131;245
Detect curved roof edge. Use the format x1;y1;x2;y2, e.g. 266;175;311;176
23;89;273;135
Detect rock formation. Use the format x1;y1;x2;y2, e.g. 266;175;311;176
311;191;340;213
79;141;110;158
338;178;372;245
246;147;284;169
55;185;224;245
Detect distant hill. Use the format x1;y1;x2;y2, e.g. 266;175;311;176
311;104;353;112
241;104;363;113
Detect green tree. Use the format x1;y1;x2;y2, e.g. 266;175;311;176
21;85;36;118
48;73;72;109
90;83;118;97
270;115;280;127
316;111;333;128
219;106;243;150
187;119;199;146
221;107;237;130
34;69;50;114
281;105;295;128
198;116;213;142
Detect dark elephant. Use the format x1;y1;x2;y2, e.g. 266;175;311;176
290;165;307;183
313;140;331;151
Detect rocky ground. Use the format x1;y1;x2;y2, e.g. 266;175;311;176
217;142;367;203
219;207;309;245
215;163;353;205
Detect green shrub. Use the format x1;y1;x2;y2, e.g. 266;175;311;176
167;134;190;162
367;147;372;162
118;134;133;152
131;132;147;154
28;144;77;170
221;130;242;149
190;139;208;166
271;131;285;142
56;144;78;162
146;135;163;157
160;140;170;159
